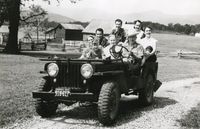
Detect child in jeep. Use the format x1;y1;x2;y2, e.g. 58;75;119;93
79;36;103;59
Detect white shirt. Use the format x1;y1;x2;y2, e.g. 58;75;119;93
139;37;157;55
102;44;114;59
128;30;144;43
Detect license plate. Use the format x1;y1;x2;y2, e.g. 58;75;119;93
55;89;70;97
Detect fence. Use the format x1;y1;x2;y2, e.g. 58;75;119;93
19;40;47;51
177;49;200;59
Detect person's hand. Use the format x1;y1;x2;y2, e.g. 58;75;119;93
144;51;151;57
118;42;123;45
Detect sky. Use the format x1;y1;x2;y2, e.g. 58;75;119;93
25;0;200;21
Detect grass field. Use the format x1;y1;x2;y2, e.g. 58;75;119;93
153;33;200;53
0;33;200;128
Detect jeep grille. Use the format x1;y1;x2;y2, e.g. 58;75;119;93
57;62;83;88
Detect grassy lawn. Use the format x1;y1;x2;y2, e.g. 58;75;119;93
0;33;200;128
0;54;43;127
153;33;200;53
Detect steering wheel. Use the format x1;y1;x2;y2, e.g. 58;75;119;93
109;44;129;59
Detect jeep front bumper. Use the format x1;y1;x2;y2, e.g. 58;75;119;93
32;91;96;101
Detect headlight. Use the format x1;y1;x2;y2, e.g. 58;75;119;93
47;63;59;77
81;63;93;79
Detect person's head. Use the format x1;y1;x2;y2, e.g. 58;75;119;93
109;34;117;45
87;35;94;47
144;26;152;38
128;34;137;46
95;28;104;39
146;46;153;54
134;20;142;32
115;19;123;30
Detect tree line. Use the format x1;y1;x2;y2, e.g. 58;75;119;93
141;22;200;35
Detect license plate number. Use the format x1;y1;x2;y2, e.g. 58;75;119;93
55;90;70;97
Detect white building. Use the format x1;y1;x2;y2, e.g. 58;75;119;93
195;32;200;38
0;25;9;44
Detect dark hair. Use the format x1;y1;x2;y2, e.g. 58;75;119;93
115;19;123;24
133;20;142;24
146;46;153;52
144;26;153;31
96;28;104;34
133;20;143;31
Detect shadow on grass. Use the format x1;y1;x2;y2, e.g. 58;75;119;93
177;103;200;129
19;51;81;59
0;50;81;59
46;96;177;127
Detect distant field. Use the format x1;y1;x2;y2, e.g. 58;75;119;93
153;33;200;53
0;33;200;128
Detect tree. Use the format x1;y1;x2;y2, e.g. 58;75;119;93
5;0;21;53
0;0;8;26
167;23;174;31
183;24;191;35
0;0;80;54
21;5;47;43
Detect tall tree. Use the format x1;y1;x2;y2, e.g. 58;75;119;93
5;0;21;53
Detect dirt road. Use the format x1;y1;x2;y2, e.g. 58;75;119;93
4;77;200;129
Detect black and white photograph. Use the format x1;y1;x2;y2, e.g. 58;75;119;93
0;0;200;128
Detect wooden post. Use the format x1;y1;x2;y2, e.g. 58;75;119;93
178;49;182;59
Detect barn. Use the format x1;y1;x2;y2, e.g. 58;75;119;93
45;23;84;43
82;19;134;41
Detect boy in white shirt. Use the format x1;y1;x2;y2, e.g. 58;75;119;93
102;34;117;59
127;20;145;44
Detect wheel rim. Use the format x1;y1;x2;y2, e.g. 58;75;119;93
109;88;119;119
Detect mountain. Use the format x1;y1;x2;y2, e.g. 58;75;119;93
55;9;200;25
123;11;200;25
47;13;75;23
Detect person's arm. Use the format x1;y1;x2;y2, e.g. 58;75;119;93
132;46;144;59
150;40;157;55
122;29;127;42
136;31;144;43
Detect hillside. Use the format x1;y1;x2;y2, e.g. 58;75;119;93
55;8;200;25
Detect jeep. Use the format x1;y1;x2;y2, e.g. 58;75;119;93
32;45;162;125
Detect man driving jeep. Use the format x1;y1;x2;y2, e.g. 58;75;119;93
122;33;145;75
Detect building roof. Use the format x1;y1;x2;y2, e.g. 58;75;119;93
82;19;113;35
0;25;9;33
45;27;55;34
45;23;84;34
60;23;84;30
82;19;134;35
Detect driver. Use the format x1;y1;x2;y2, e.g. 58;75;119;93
122;33;145;75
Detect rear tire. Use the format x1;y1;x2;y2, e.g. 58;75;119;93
139;74;154;106
35;77;58;117
98;82;120;125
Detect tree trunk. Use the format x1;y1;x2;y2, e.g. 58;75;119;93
5;0;20;54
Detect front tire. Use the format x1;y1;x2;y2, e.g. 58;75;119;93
35;77;58;117
98;82;120;125
139;74;154;106
36;100;58;117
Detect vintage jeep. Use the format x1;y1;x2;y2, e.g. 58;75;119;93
32;45;162;125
